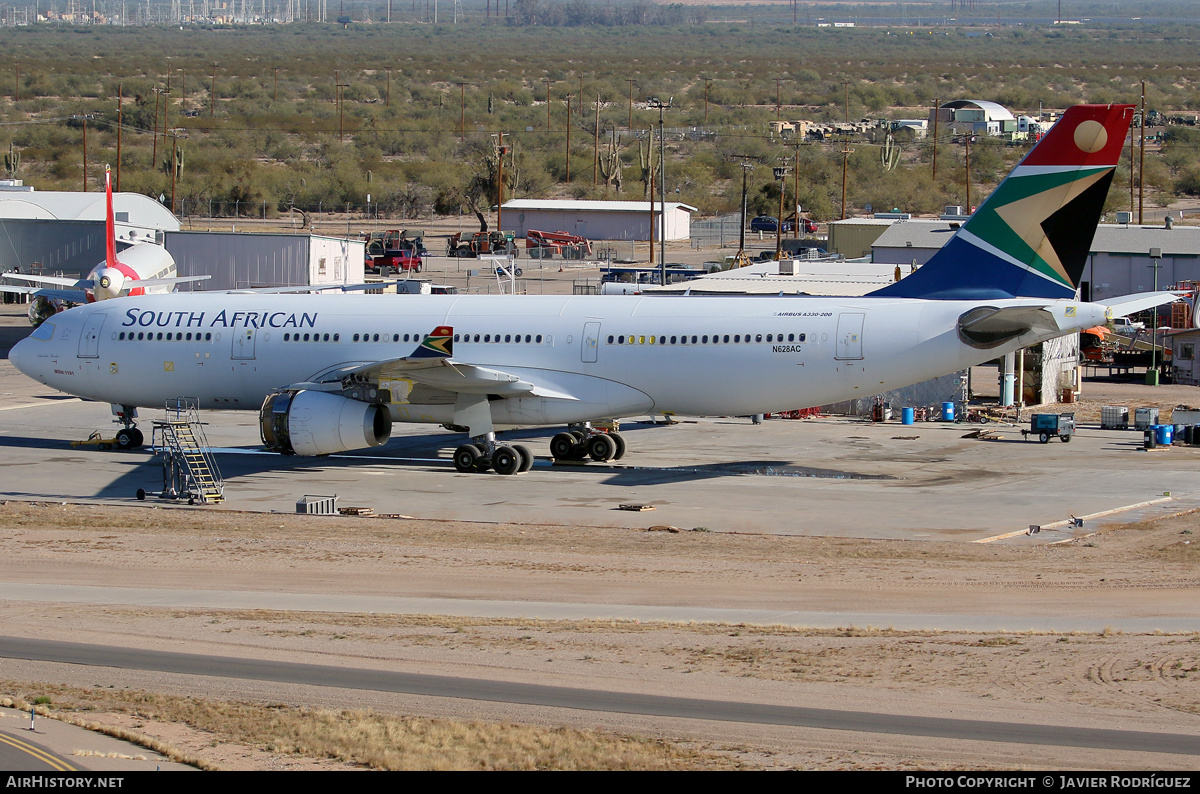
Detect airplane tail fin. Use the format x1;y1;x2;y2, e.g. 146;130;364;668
870;104;1135;300
104;166;118;269
410;326;454;359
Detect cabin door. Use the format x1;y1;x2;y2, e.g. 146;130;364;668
834;313;865;360
582;322;601;363
77;314;105;358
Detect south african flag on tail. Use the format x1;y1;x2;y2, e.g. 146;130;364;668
871;104;1135;301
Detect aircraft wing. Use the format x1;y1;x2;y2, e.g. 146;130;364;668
3;273;90;288
0;283;87;303
288;326;576;401
293;357;575;400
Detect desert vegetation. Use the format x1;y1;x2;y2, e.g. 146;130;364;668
1;5;1199;223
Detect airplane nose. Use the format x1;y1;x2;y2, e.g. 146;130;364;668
9;334;29;375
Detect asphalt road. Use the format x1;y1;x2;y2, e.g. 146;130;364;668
3;636;1197;757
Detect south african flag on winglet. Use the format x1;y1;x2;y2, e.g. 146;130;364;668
412;326;453;358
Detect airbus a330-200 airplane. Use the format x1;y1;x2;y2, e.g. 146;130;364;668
0;168;209;326
9;104;1180;474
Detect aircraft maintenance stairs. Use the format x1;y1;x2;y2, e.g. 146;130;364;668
148;398;224;505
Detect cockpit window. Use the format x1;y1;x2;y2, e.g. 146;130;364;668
30;322;55;341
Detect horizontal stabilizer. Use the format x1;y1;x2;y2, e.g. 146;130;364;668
1102;291;1182;318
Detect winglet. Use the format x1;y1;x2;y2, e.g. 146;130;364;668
104;165;117;269
410;325;454;359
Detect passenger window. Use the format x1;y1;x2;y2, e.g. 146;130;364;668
536;335;543;343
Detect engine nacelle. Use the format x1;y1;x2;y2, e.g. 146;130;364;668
260;390;392;456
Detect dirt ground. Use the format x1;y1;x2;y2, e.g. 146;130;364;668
1;499;1197;770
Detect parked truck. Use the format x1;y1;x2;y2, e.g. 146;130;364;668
447;230;519;258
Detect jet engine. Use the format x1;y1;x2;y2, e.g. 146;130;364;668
260;390;392;456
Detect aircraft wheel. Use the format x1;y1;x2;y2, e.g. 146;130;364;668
567;443;590;461
453;444;481;473
514;444;534;473
609;432;626;460
115;428;135;450
1039;432;1050;444
130;428;144;448
492;446;521;476
587;434;616;462
550;432;576;460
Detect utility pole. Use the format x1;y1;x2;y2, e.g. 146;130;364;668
543;78;556;132
81;116;88;192
385;67;391;108
564;94;572;183
457;80;467;141
495;134;507;233
840;138;852;220
731;157;754;267
115;83;122;192
210;63;218;117
964;135;973;214
931;97;939;182
1139;81;1146;224
703;78;712;124
1147;247;1162;385
593;93;600;187
152;87;163;166
626;78;635;129
647;96;670;284
773;165;791;260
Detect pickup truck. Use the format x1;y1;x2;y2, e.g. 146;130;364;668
372;250;423;275
1111;317;1145;332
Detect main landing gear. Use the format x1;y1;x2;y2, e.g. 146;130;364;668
450;423;626;475
453;432;534;476
549;423;625;463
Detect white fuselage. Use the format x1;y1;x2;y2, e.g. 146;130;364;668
11;292;1107;425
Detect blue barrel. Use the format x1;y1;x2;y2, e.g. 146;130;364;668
902;407;915;425
941;401;955;421
1156;424;1174;446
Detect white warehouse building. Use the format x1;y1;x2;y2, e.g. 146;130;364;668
500;199;696;242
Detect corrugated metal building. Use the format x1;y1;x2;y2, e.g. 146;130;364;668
1082;223;1200;302
500;199;696;242
827;218;896;259
0;182;180;275
164;232;365;292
